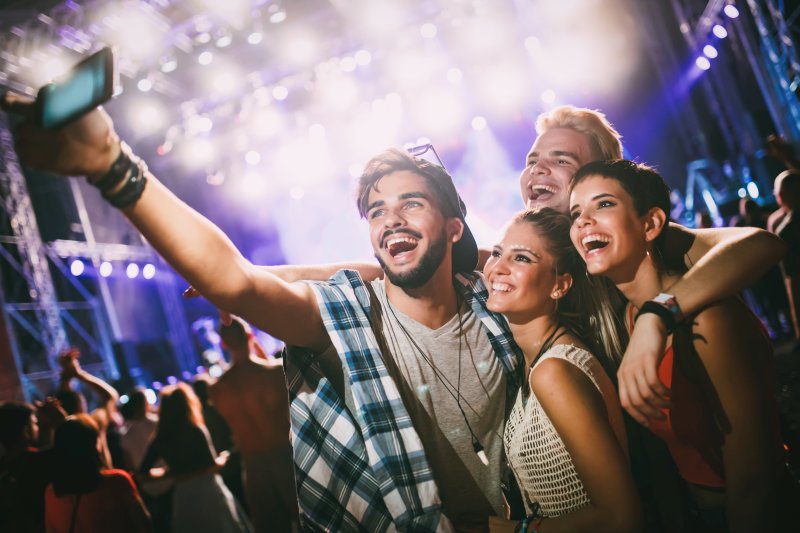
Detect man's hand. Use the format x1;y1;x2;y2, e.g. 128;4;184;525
617;313;671;426
2;92;120;179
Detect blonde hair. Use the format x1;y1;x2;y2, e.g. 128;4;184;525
535;105;623;160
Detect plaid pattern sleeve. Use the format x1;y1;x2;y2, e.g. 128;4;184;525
455;273;523;410
284;270;452;532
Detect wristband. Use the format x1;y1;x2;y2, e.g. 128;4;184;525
635;292;683;334
90;141;133;191
102;157;148;209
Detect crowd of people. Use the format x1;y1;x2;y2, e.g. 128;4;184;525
1;92;800;533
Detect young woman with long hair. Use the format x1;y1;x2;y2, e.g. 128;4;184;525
139;382;251;533
484;208;641;532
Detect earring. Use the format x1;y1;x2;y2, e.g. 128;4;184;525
551;291;560;299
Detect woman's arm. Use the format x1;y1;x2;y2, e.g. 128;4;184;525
692;300;779;532
530;358;642;532
619;223;786;425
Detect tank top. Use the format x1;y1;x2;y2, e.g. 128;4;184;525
503;344;626;517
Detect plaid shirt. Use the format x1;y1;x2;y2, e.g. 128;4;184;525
284;270;521;532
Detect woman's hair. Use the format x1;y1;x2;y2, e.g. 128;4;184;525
572;159;672;269
51;414;103;496
155;382;205;442
0;402;34;449
514;208;627;364
535;105;623;160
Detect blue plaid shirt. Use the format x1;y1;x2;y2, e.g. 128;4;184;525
284;270;521;532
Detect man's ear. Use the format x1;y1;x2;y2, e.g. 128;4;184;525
447;218;465;243
643;207;667;243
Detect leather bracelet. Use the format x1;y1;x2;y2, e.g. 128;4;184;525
102;158;148;209
635;300;679;334
91;141;133;192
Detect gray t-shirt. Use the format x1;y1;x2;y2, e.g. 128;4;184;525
317;280;507;528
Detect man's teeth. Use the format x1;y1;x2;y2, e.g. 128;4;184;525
533;184;557;194
492;282;512;292
386;237;418;248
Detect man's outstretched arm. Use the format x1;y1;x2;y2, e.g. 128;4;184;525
619;222;786;425
7;95;328;351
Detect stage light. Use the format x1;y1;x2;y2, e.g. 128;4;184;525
245;150;261;165
446;68;463;85
478;63;529;114
198;51;213;65
712;24;728;38
408;86;464;136
215;31;232;48
97;3;168;63
119;394;129;405
70;259;85;276
340;56;357;72
143;264;156;279
703;45;719;59
166;375;178;385
129;98;167;136
248;31;263;45
355;50;372;66
285;33;316;64
160;56;177;73
144;389;157;405
317;76;359;111
182;371;192;380
290;186;305;200
41;55;71;84
696;56;711;70
152;381;163;390
99;261;112;278
541;89;557;104
181;138;217;168
137;78;153;92
270;10;287;24
126;263;139;279
724;4;740;18
186;115;214;135
248;107;285;139
209;364;223;378
746;181;759;198
420;23;438;39
471;116;487;130
210;67;240;97
272;85;289;101
738;187;747;198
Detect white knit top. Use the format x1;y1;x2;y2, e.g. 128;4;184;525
503;344;625;517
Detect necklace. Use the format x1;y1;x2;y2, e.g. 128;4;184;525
521;322;567;405
384;293;490;464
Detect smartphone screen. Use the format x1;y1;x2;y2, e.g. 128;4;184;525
37;47;114;129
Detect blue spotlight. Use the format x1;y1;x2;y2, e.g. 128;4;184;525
703;45;719;59
696;56;711;70
142;263;156;279
738;187;747;198
70;259;85;276
724;4;740;19
126;263;140;279
712;24;728;38
746;182;760;198
99;261;112;277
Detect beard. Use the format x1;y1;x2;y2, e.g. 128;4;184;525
376;232;448;289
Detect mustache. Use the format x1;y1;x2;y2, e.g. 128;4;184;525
380;228;423;248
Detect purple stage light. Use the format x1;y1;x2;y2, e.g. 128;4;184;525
70;259;85;276
126;263;140;279
703;45;718;59
696;56;711;70
166;375;178;385
99;261;112;277
712;24;728;38
724;4;739;19
143;264;156;279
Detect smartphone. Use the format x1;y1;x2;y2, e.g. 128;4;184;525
35;47;115;129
